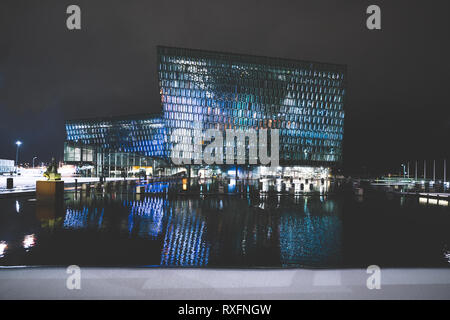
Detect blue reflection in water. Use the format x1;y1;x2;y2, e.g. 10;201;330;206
1;191;449;268
227;179;236;193
64;207;104;230
144;182;169;193
160;205;210;267
34;194;341;267
125;197;165;239
279;198;342;267
64;196;166;240
280;215;342;267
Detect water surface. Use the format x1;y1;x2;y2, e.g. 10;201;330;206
0;187;449;268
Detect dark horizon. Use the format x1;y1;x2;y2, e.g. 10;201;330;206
1;0;449;175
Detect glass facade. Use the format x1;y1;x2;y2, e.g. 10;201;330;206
64;114;164;177
63;141;154;177
64;46;345;174
65;114;166;158
158;46;345;166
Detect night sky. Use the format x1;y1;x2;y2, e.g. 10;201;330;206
0;0;449;175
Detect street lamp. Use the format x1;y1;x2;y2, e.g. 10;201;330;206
15;141;22;167
401;164;406;178
32;156;37;168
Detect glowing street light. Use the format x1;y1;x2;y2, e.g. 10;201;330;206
15;141;22;167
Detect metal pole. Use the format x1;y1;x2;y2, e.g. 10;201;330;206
15;145;19;166
433;160;435;182
444;159;447;185
424;160;426;181
415;160;418;181
407;161;410;179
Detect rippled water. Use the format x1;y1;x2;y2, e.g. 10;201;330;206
0;187;449;268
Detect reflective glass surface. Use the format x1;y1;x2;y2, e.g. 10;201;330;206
158;46;345;165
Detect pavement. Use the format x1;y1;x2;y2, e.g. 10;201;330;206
0;267;449;299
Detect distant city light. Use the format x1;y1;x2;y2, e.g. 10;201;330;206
0;241;7;257
15;141;22;146
23;234;36;250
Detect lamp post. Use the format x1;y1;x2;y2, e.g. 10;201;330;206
32;156;37;169
15;141;22;167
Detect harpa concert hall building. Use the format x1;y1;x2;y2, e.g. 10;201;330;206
64;46;346;179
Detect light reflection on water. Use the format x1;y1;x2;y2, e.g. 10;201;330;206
161;203;210;267
0;186;449;268
279;201;342;267
111;194;339;267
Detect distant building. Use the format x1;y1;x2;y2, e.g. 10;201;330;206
0;159;14;174
64;46;346;178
